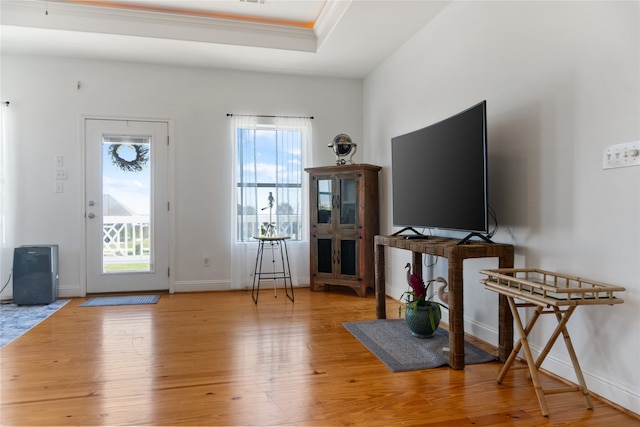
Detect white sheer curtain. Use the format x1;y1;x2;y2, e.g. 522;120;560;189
0;103;8;297
229;115;311;290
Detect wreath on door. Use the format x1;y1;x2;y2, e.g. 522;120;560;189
108;144;149;172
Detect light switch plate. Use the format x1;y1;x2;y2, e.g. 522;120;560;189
55;169;67;180
602;141;640;169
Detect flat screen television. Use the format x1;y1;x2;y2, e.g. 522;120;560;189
391;100;490;243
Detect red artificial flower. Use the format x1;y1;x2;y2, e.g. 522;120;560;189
409;274;426;301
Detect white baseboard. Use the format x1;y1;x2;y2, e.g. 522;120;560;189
173;281;309;293
529;343;640;416
54;282;308;296
458;311;640;416
173;280;231;293
58;285;82;298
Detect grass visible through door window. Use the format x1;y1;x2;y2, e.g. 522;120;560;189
104;263;151;272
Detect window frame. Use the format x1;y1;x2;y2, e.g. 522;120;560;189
234;121;306;243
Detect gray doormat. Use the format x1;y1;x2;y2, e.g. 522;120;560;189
80;295;160;307
343;319;496;372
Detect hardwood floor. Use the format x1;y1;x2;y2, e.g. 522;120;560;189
1;288;638;426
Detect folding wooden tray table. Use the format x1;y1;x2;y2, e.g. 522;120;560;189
480;268;625;417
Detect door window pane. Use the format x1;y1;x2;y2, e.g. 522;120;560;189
101;136;151;273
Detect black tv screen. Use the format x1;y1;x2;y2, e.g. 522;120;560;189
391;100;488;235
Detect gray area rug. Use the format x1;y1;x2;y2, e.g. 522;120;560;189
0;299;70;347
343;319;496;372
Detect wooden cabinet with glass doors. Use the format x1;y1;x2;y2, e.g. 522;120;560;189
305;164;381;297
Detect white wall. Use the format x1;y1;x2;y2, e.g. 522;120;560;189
0;55;363;297
364;1;639;414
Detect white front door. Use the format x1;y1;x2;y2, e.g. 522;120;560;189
85;119;169;293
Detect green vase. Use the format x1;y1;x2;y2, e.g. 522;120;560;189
405;304;441;338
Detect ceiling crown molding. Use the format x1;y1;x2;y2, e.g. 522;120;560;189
314;0;351;51
1;0;326;52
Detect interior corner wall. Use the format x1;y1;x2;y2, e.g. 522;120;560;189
0;54;363;298
363;1;639;415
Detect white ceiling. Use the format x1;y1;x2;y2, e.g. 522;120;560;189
0;0;450;78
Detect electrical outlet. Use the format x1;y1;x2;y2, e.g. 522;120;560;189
55;182;64;193
603;141;640;169
55;155;64;167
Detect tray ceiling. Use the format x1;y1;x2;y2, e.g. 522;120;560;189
1;0;451;78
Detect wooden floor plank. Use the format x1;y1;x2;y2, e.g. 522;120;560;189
1;288;638;426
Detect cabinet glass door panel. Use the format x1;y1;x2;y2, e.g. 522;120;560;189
317;179;333;224
339;177;358;226
340;238;357;276
316;238;333;274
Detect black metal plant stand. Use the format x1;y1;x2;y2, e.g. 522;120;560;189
251;236;294;304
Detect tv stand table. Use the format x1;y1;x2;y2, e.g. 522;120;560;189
374;235;515;370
